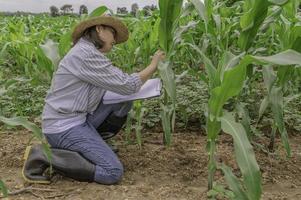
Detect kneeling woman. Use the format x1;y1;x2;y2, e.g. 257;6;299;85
23;15;165;184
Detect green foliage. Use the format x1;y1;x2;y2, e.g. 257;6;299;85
0;179;8;198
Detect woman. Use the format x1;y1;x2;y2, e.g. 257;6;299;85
23;15;165;185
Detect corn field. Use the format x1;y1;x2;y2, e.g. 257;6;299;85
1;0;301;199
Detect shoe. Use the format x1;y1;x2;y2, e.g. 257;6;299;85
22;144;96;183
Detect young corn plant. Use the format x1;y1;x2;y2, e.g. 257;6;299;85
112;13;161;146
258;0;301;154
158;0;183;146
189;0;301;199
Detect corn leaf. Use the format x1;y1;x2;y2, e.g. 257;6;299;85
221;112;261;200
190;0;208;31
187;43;219;89
268;0;289;5
258;96;269;121
0;116;43;140
220;164;249;200
0;179;8;198
252;49;301;65
89;6;108;18
209;57;249;117
158;61;176;103
239;0;270;50
270;87;291;157
158;0;183;53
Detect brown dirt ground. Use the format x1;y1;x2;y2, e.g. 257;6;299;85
0;128;301;200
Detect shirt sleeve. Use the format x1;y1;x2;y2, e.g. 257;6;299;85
67;46;143;95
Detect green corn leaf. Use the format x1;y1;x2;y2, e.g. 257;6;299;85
258;96;269;121
0;116;43;141
59;31;72;57
218;51;245;82
221;112;262;200
270;87;291;157
220;164;249;200
187;43;219;89
236;103;252;138
262;66;277;92
268;0;289;5
36;46;53;79
252;49;301;65
159;0;183;53
209;57;249;117
173;21;198;46
158;61;176;103
190;0;208;31
239;0;270;50
291;26;301;52
260;7;283;32
0;179;8;198
89;6;108;18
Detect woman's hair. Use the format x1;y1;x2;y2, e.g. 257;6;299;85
82;25;116;49
82;25;105;49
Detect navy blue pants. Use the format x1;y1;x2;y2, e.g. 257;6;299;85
44;101;132;184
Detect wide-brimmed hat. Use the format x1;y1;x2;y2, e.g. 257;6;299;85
72;15;129;44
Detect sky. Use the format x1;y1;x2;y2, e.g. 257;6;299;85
0;0;158;13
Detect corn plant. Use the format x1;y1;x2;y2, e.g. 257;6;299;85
188;0;301;199
157;0;183;146
258;0;301;154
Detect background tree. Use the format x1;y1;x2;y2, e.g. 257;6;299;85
60;4;73;15
49;5;59;17
143;5;152;16
131;3;139;17
117;7;128;15
150;4;157;11
79;5;88;15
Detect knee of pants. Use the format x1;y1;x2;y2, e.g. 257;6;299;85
94;164;124;185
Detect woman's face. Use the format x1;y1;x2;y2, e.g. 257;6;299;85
96;25;116;53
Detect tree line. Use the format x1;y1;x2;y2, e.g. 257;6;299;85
49;4;88;16
49;3;157;17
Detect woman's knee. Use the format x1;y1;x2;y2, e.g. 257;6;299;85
94;164;124;184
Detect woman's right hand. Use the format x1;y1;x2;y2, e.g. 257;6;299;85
138;50;165;83
151;50;166;66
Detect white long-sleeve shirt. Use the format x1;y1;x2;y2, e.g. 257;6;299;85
42;37;142;134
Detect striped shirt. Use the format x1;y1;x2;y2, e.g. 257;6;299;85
42;37;143;134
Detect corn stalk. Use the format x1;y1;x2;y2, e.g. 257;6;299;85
158;0;183;146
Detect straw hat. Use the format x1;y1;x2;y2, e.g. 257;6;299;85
72;15;129;44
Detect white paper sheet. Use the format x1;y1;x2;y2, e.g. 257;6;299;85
103;78;162;104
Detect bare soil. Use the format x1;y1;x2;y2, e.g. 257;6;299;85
0;128;301;200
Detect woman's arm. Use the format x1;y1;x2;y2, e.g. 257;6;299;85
138;50;165;83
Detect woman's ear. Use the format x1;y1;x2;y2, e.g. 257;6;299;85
96;25;103;34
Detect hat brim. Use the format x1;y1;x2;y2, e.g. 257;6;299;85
72;16;129;45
